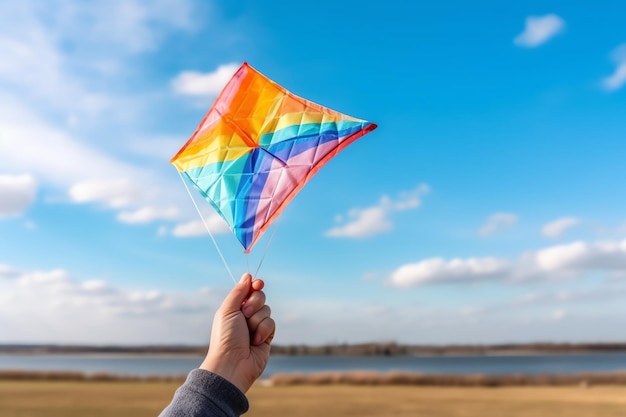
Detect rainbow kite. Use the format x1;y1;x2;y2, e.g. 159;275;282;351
171;63;377;252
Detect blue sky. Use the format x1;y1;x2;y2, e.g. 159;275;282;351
1;0;625;345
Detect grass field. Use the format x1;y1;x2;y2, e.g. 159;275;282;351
0;381;625;417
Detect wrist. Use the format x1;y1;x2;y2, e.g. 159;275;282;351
200;355;248;393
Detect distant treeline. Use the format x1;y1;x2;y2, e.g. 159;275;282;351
270;342;626;356
2;342;626;356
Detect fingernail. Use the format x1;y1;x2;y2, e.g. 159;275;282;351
239;273;248;284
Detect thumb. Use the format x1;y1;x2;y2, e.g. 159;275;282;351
220;273;252;312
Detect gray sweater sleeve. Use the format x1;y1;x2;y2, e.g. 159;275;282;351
159;369;249;417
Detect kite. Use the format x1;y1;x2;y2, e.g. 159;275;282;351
171;62;377;253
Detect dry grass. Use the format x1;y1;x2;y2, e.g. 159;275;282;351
247;385;626;417
269;371;626;386
0;380;178;417
1;380;625;417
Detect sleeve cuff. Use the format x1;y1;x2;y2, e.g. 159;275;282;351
183;368;249;416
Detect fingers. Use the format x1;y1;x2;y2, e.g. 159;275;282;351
242;290;266;318
219;273;266;315
247;303;275;345
250;313;276;345
220;273;252;312
242;279;274;345
218;273;274;346
247;305;270;331
251;279;264;292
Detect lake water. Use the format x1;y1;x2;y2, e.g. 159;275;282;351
1;353;625;377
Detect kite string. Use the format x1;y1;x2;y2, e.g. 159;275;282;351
252;216;282;278
177;171;236;284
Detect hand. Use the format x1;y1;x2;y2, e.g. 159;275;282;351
200;273;275;393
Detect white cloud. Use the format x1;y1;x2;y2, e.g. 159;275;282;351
0;102;196;226
0;0;205;228
602;44;626;92
326;206;391;238
326;184;429;239
0;262;224;343
0;96;141;185
172;214;231;237
117;206;179;224
460;306;485;317
273;293;626;345
512;285;626;309
0;94;202;227
0;0;195;117
390;257;510;288
17;269;71;288
535;239;626;272
2;259;624;344
127;136;187;160
478;212;518;236
68;178;147;208
172;63;240;96
0;174;37;217
0;1;195;63
514;14;565;48
389;238;626;288
603;64;626;91
0;264;19;279
0;3;66;105
55;0;195;53
80;279;112;293
551;309;567;321
542;217;581;238
0;0;259;243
